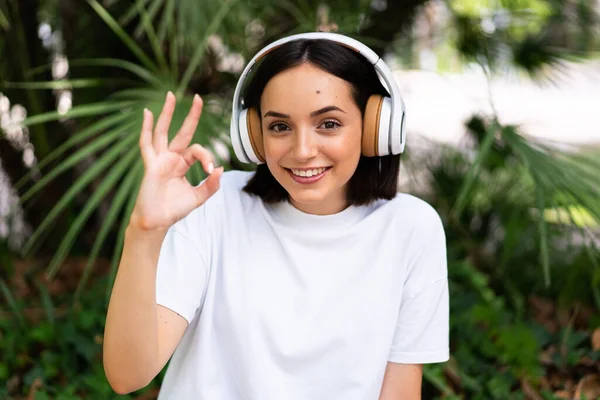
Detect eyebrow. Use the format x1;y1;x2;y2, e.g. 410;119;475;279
263;106;345;119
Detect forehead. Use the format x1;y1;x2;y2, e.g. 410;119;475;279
260;63;354;110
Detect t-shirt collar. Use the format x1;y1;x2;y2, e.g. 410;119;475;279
265;199;369;232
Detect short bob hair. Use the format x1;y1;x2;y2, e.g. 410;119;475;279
242;38;401;205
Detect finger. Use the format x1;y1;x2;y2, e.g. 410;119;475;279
193;167;223;205
181;144;215;175
139;108;156;163
169;94;203;153
153;91;176;153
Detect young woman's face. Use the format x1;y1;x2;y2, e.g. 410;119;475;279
260;63;362;215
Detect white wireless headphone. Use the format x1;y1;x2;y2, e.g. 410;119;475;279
229;32;407;164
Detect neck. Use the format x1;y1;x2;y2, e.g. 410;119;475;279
289;196;349;215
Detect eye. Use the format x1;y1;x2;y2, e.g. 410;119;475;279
268;122;290;133
319;119;341;130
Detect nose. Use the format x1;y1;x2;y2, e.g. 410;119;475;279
290;127;318;161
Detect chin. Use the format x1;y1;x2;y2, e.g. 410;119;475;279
288;190;328;205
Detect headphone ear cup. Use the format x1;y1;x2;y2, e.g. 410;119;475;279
247;108;265;163
362;95;384;157
377;97;392;157
238;108;265;163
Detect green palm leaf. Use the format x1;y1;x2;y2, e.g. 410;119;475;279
134;0;168;73
19;88;227;278
18;121;137;204
15;112;130;190
22;131;138;257
452;121;498;219
86;0;158;72
69;59;166;87
77;159;143;299
453;121;600;286
2;78;115;90
0;7;9;30
21;100;134;127
46;143;140;280
177;0;237;95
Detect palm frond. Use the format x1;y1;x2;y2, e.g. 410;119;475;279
2;78;125;90
134;0;168;73
46;144;140;280
86;0;158;72
76;159;143;299
0;7;9;31
21;100;134;127
177;0;237;95
535;184;550;286
18;121;136;204
452;121;499;219
20;88;228;277
22;131;138;257
511;32;567;80
15;112;130;190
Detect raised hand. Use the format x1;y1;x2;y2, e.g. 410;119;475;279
130;92;224;231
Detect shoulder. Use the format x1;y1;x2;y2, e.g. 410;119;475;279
173;169;255;234
378;193;444;236
218;169;254;193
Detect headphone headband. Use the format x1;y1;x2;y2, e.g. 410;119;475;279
230;32;406;164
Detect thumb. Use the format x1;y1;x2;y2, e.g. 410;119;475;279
193;167;223;206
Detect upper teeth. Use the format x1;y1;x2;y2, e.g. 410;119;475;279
291;167;327;177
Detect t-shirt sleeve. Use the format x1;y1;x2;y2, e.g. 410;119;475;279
155;190;217;324
388;205;450;364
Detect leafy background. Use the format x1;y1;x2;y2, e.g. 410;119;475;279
1;0;599;398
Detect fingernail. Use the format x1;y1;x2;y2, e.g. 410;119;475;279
208;163;214;174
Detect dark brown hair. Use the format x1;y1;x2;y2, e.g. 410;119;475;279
242;38;401;205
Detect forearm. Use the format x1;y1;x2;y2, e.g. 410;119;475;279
379;362;423;400
103;223;168;393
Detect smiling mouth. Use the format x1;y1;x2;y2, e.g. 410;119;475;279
286;167;331;177
284;166;332;184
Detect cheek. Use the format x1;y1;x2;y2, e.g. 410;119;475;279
262;134;279;153
327;129;362;160
263;138;287;172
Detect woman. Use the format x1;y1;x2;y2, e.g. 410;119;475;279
103;33;449;400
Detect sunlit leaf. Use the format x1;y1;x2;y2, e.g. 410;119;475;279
0;8;9;30
46;145;139;280
21;101;134;127
76;159;143;299
535;184;550;286
15;112;130;190
18;122;137;204
134;0;168;73
452;121;498;218
22;134;138;256
2;79;122;90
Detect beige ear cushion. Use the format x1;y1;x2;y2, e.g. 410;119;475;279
247;108;265;163
362;94;383;157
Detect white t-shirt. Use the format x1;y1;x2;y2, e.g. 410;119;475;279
155;170;449;399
